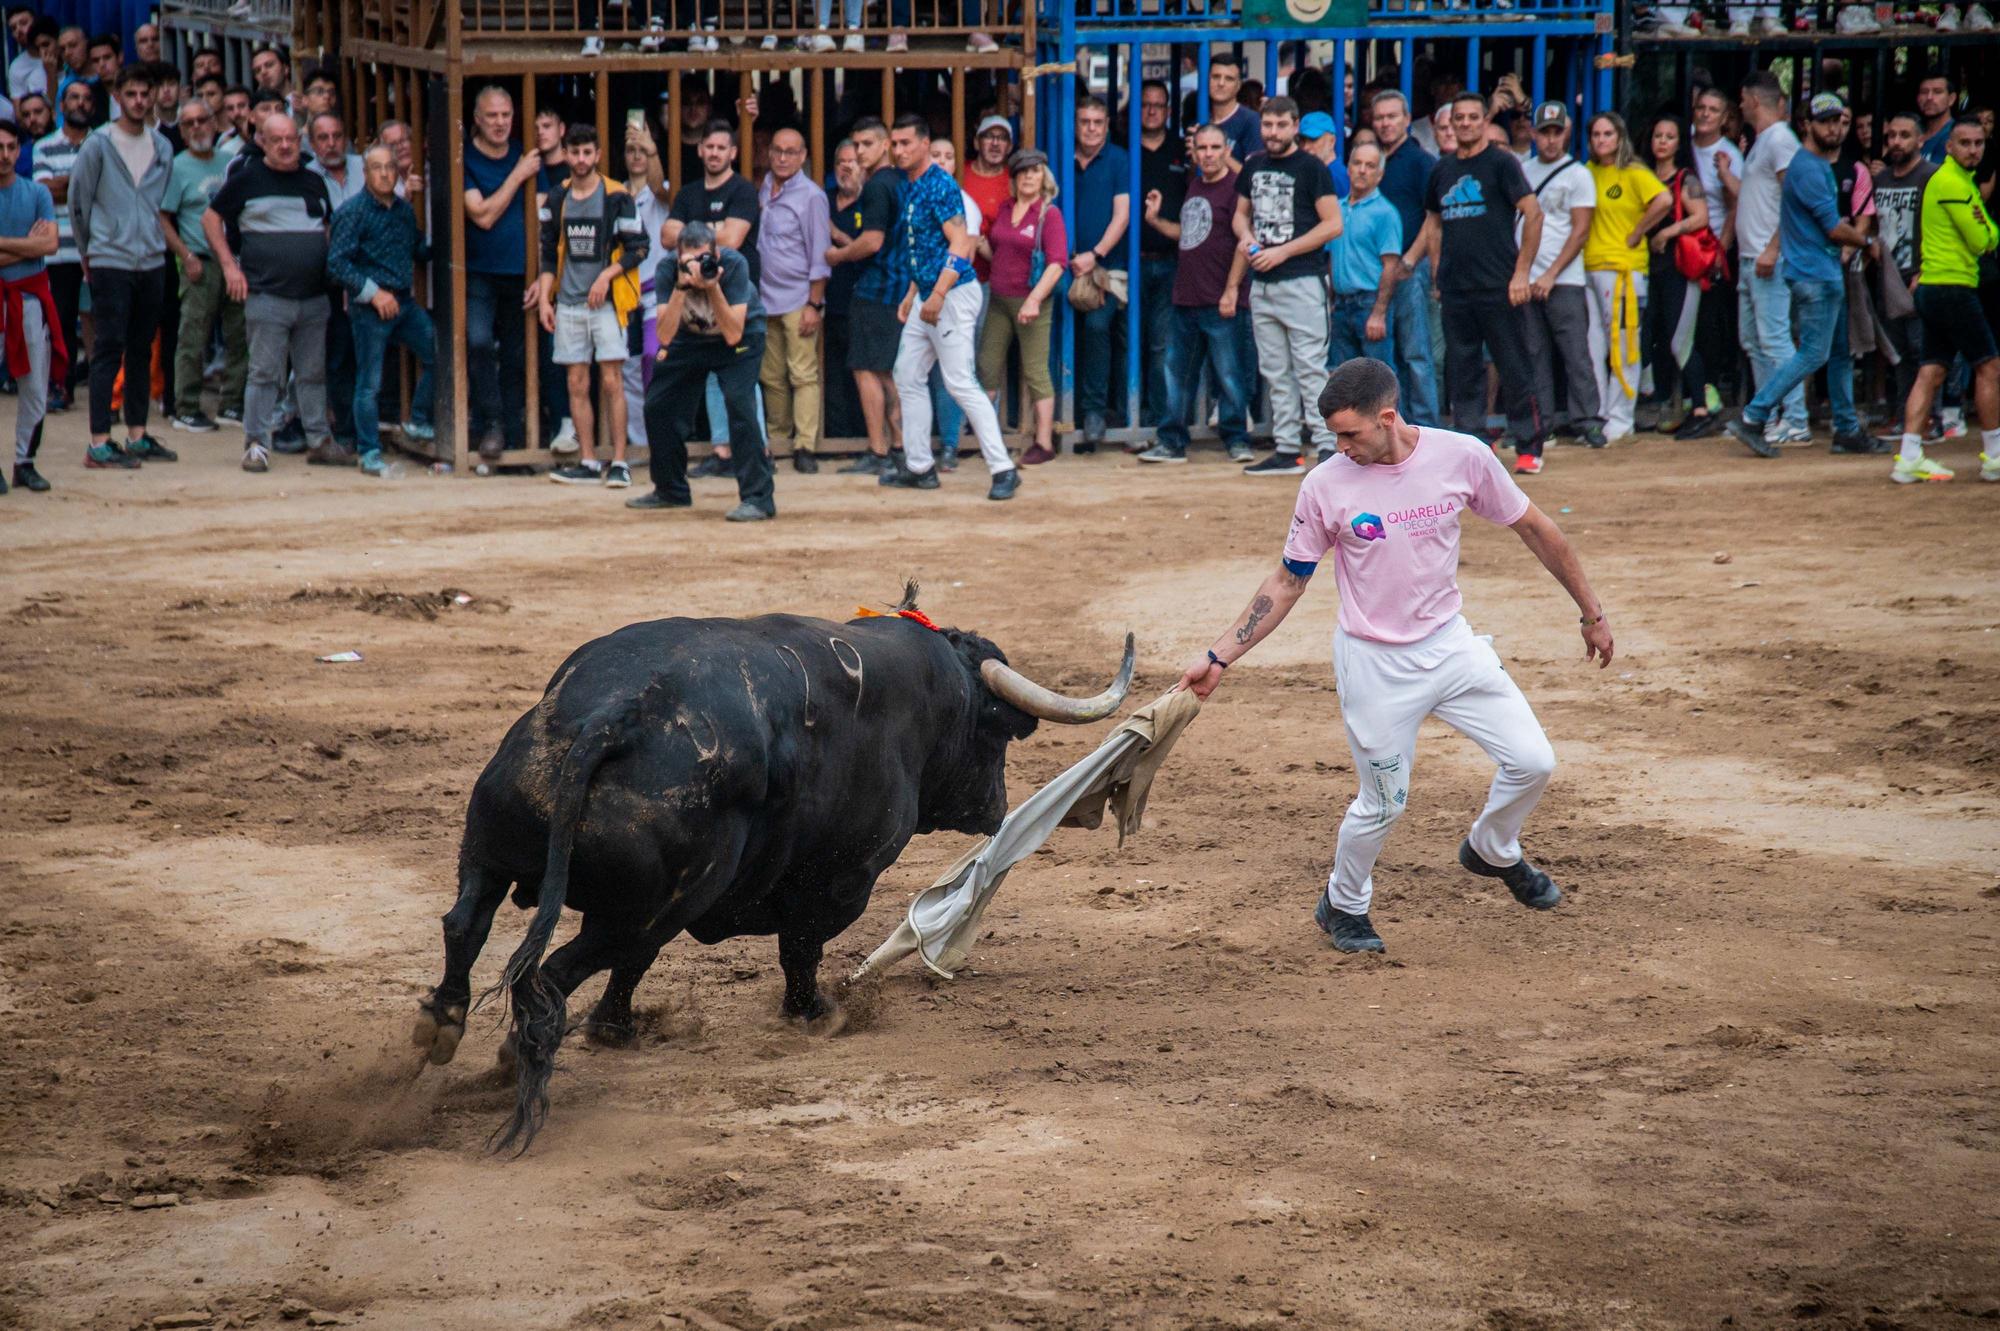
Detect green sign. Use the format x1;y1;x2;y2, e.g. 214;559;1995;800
1241;0;1366;26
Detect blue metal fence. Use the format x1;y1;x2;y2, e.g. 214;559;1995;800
1031;0;1614;443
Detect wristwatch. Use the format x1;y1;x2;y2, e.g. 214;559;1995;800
806;300;824;311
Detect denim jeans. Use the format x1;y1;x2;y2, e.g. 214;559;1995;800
1389;256;1440;426
1158;304;1251;451
1741;277;1853;433
1140;256;1177;426
1328;295;1392;368
1075;290;1123;427
1737;264;1806;430
464;271;527;449
349;297;437;455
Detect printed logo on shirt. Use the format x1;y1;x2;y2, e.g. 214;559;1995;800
1350;511;1387;541
1606;183;1624;199
1438;175;1486;220
565;215;602;263
1249;169;1298;246
1387;500;1458;536
1180;195;1214;251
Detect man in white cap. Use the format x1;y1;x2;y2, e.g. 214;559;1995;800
964;114;1013;282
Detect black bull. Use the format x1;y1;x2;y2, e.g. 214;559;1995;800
410;607;1135;1150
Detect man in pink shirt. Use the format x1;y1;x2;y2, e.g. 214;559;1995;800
1177;358;1615;954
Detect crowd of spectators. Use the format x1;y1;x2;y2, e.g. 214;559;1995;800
1;29;1995;504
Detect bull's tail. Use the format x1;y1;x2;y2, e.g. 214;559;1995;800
489;718;623;1154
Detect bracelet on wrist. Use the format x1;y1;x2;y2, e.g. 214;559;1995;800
1579;612;1605;627
1207;649;1228;670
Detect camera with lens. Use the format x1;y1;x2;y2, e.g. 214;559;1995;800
682;251;721;282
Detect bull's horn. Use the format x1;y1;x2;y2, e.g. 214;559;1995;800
980;633;1136;724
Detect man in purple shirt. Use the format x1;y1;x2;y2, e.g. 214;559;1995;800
755;128;830;474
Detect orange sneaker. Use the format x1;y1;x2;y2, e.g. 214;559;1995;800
1513;453;1544;476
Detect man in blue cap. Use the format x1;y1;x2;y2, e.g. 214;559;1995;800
1299;111;1352;199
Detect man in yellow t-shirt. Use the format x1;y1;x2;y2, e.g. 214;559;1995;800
1582;116;1671;440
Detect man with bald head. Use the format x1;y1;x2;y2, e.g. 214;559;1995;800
755;125;829;473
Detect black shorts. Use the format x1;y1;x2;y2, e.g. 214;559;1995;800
847;298;904;374
1915;283;1999;369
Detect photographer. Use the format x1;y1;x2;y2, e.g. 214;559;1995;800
627;222;776;522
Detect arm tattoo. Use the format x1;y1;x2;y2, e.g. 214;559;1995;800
1278;568;1309;591
1236;594;1274;644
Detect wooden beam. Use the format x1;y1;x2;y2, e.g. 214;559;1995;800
882;66;893;124
951;67;964;166
445;68;470;472
809;68;824;184
595;69;610;154
668;74;683;197
738;69;754;179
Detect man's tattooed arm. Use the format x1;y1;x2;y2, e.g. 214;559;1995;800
1236;594;1275;644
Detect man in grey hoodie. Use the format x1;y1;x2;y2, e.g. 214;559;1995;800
69;62;174;468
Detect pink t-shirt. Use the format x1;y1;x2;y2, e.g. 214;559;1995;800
1282;427;1532;644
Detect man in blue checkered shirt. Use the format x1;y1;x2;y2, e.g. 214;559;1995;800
880;114;1020;501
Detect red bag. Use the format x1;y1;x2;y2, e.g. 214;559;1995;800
1669;168;1723;289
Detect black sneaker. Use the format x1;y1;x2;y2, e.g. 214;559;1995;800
1457;838;1562;910
792;452;819;474
1723;417;1779;459
1243;452;1304;477
882;464;940;490
172;411;219;433
218;405;244;428
272;418;307;452
625;488;692;510
604;460;632;488
1136;443;1186;464
1829;430;1888;455
12;462;49;492
691;454;728;478
724;501;774;522
1674;412;1723;440
1315;894;1386;953
839;452;884;475
1226;441;1253;462
548;462;604;485
0;467;7;494
127;434;178;462
987;467;1020;500
1579;423;1608;448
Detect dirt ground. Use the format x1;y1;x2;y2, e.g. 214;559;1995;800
2;417;1997;1331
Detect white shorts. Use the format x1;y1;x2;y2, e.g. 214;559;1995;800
554;302;627;365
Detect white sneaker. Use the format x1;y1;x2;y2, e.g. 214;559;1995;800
1941;407;1966;438
1835;3;1882;28
1891;454;1954;484
800;27;837;50
759;33;779;48
1934;2;1960;28
1751;13;1787;33
1727;15;1752;32
581;34;604;54
886;29;908;50
639;17;667;49
1981;452;2000;482
842;32;864;49
966;29;998;50
552;417;580;455
1967;1;1994;27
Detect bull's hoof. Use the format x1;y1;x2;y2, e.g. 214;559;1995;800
787;999;847;1039
584;1016;637;1049
412;999;467;1066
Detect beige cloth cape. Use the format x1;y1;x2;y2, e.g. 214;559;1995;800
853;688;1201;981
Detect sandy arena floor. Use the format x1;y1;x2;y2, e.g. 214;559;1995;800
1;416;1997;1331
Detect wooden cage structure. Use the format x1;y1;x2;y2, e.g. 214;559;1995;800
298;0;1039;469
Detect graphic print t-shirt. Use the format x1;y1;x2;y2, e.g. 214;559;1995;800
1172;169;1245;306
1871;160;1935;280
1424;145;1531;294
1282;426;1531;644
1234;149;1335;283
555;179;607;306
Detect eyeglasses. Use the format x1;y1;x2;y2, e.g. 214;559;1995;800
771;144;805;156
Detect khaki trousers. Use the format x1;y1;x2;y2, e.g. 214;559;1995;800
759;306;821;454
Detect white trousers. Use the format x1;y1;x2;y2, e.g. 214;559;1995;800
1326;617;1556;915
894;281;1013;476
1586;269;1646;441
